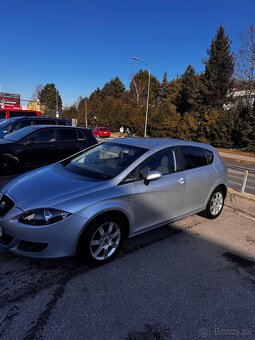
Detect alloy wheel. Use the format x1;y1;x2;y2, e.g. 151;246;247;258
210;192;223;216
90;222;121;261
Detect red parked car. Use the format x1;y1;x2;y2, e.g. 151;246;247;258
92;127;111;138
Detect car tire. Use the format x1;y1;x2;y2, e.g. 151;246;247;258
0;155;19;175
201;187;225;219
77;215;125;265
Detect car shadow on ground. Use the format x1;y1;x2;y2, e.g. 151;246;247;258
0;211;255;339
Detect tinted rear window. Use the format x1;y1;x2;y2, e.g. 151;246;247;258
59;128;77;141
204;149;214;164
181;146;208;170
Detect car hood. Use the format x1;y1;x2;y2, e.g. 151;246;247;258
3;164;110;212
0;138;12;144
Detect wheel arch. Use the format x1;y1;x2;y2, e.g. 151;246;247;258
215;184;227;198
1;153;19;163
76;209;131;254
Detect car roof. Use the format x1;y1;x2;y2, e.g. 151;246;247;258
5;116;63;121
107;137;214;151
23;125;91;131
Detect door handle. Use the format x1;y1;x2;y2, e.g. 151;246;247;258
177;178;185;184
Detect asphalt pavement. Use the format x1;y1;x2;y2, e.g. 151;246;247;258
0;208;255;339
1;160;255;338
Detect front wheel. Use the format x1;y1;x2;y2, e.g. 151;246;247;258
77;216;124;265
201;188;225;219
0;155;19;175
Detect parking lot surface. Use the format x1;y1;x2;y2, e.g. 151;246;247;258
0;206;255;339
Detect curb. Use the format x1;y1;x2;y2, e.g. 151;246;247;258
225;188;255;218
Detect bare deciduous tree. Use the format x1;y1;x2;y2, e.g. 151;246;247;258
235;25;255;111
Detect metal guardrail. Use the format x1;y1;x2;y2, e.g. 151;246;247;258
227;164;255;194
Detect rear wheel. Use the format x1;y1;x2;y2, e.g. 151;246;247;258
202;187;225;219
0;155;19;175
77;215;124;265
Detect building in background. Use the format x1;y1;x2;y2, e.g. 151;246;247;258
0;92;20;109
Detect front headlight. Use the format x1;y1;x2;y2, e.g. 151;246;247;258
19;208;71;225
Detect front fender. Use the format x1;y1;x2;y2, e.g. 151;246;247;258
76;197;134;234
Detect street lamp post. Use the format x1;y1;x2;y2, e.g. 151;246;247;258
132;57;151;138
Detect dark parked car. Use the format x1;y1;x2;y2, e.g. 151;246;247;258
0;125;98;174
0;116;71;138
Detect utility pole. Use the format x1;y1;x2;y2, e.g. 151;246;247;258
84;99;88;128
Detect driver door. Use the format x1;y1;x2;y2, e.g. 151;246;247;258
125;147;186;234
18;128;58;167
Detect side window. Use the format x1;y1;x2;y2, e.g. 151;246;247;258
181;146;208;170
55;120;67;125
0;112;6;119
139;148;177;180
9;120;31;132
78;130;86;140
34;119;52;125
204;149;214;164
122;169;138;184
59;128;77;141
25;129;57;143
9;112;25;118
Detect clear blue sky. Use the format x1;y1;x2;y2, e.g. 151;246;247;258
1;0;255;106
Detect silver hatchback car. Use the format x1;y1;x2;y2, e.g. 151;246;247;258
0;138;227;264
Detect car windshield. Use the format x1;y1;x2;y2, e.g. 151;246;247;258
62;142;147;179
0;121;10;132
3;126;36;141
0;118;17;132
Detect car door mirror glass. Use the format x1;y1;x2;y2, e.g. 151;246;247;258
24;138;35;145
144;171;162;185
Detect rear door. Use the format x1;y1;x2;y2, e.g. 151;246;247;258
57;128;81;160
181;145;218;214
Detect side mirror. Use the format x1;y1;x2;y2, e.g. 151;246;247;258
144;170;162;185
24;138;35;145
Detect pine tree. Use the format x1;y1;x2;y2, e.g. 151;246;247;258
38;83;62;117
203;25;234;109
158;72;170;101
177;65;202;117
101;77;125;99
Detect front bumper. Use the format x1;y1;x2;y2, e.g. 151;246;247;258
0;207;89;259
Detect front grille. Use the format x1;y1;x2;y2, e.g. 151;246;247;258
0;195;14;217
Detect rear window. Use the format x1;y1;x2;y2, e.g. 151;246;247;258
59;128;77;141
181;146;208;170
204;149;214;164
